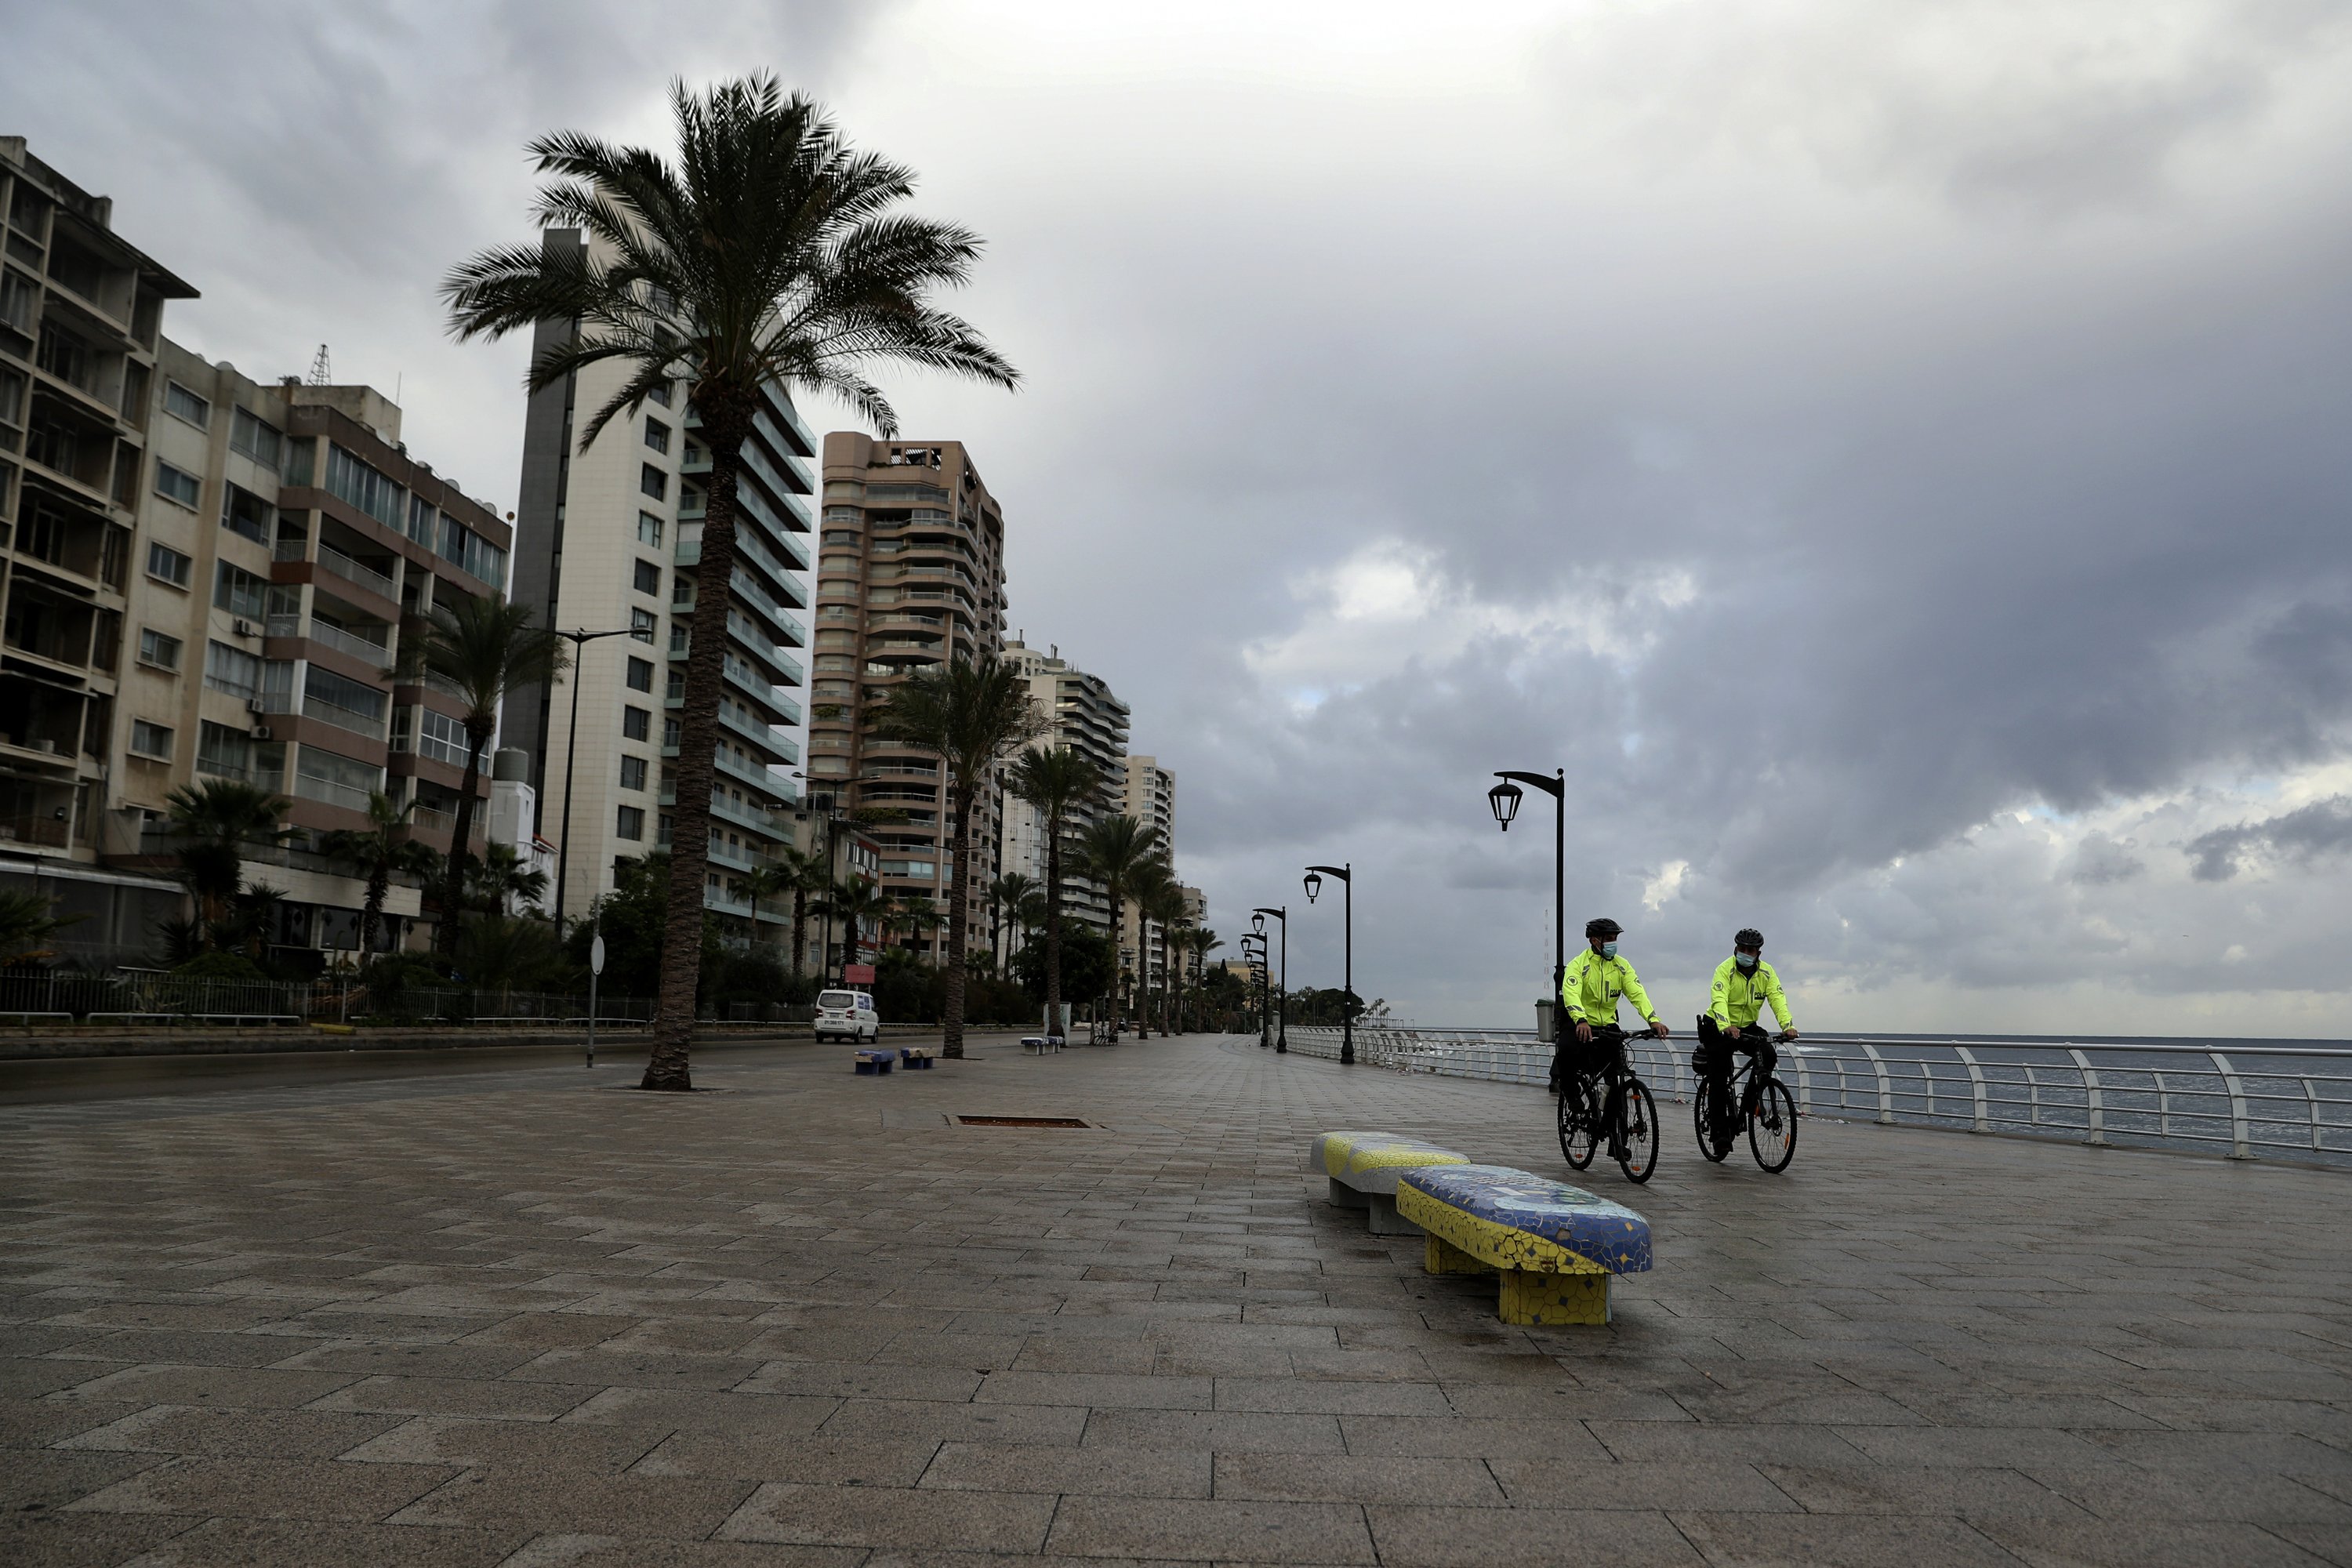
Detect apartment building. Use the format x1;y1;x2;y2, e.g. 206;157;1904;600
996;637;1128;941
1122;753;1178;987
502;229;812;941
810;433;1008;960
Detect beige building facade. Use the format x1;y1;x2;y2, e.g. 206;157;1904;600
996;637;1128;943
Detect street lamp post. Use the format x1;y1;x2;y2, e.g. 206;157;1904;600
552;627;637;947
1253;906;1288;1053
1240;934;1265;1047
1488;768;1566;1050
1304;863;1353;1065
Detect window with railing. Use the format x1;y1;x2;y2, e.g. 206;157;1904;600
303;665;388;736
294;745;382;811
325;443;404;528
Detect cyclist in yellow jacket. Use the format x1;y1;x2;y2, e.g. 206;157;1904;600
1555;917;1669;1091
1697;927;1799;1144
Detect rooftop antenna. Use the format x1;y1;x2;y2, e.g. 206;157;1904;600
308;344;331;386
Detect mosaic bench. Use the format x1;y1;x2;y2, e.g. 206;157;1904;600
1309;1131;1471;1236
1396;1164;1652;1326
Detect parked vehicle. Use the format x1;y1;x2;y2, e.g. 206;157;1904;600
815;989;880;1044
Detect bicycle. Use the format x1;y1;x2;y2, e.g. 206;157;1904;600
1693;1025;1798;1173
1555;1024;1661;1184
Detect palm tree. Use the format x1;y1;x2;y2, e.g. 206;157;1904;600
776;844;826;976
871;656;1044;1058
164;779;292;948
319;791;441;958
1126;857;1178;1039
1142;879;1188;1036
818;877;890;985
1009;746;1103;1041
408;593;565;958
468;843;551;916
1074;814;1160;1039
887;895;945;955
0;889;84;966
741;862;789;951
1185;927;1223;1032
444;74;1018;1093
987;871;1038;973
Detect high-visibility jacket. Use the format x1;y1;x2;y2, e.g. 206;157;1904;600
1560;949;1660;1029
1709;956;1794;1032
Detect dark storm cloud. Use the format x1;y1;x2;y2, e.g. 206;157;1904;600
2185;796;2352;881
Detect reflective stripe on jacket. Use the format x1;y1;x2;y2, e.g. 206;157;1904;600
1709;956;1794;1032
1561;949;1658;1028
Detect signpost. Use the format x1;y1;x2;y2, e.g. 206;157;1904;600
586;931;605;1069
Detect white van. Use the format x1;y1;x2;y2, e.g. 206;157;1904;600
815;989;880;1044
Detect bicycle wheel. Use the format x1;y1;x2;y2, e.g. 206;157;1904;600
1748;1077;1798;1173
1617;1077;1660;1184
1559;1076;1598;1170
1693;1076;1731;1163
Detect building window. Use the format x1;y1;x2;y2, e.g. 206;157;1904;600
619;756;648;791
146;542;192;589
616;805;645;842
662;717;681;749
633;559;661;596
129;720;174;760
213;561;269;619
647;381;673;408
195;720;254;781
324;443;405;528
220;483;273;545
230;406;284;470
640;463;667;500
630;608;658;642
625;656;654;692
164;382;210;428
407;494;437;545
637;511;664;547
414;706;467;767
622;705;651;742
136;628;182;671
644;418;671;455
154;459;201;509
203;640;263;700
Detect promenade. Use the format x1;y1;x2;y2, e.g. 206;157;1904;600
2;1033;2347;1567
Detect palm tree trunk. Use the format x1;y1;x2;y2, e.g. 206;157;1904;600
646;406;753;1091
791;887;808;976
1043;814;1062;1037
360;863;389;957
1134;899;1151;1039
439;722;492;956
942;780;973;1058
1160;923;1172;1035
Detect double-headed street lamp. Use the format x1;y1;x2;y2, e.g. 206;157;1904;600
1488;768;1566;1045
552;626;639;947
1303;863;1354;1065
1252;906;1288;1054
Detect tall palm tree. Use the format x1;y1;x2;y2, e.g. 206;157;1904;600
1185;927;1223;1032
818;877;890;985
409;594;565;958
776;844;826;976
1009;746;1102;1040
319;791;441;958
468;843;551;915
1126;857;1178;1039
871;657;1043;1057
1142;880;1188;1035
987;871;1038;973
164;779;292;948
443;74;1018;1093
1074;814;1160;1039
741;862;789;951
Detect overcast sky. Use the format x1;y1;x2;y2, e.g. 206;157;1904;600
17;1;2352;1034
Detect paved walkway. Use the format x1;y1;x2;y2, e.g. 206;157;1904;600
1;1034;2347;1567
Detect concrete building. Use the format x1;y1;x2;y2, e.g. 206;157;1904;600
501;229;813;943
1121;753;1178;989
810;433;1008;960
996;637;1128;942
2;140;510;964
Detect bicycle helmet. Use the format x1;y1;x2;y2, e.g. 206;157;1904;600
1734;927;1763;949
1584;917;1623;939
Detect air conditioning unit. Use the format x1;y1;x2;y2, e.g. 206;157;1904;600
246;698;267;714
250;725;272;742
233;619;257;637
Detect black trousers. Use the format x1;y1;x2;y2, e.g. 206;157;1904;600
1551;1024;1628;1091
1697;1018;1774;1085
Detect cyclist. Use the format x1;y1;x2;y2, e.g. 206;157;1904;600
1697;927;1799;1145
1558;917;1670;1092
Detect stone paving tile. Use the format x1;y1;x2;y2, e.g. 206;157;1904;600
1367;1504;1701;1566
51;1363;361;1409
1668;1511;2021;1566
719;1480;1058;1552
498;1537;868;1567
1484;1457;1801;1512
1972;1515;2339;1566
308;1373;604;1420
114;1517;526;1566
632;1432;938;1486
54;1403;403;1458
920;1439;1211;1497
1210;1451;1505;1505
391;1468;760;1538
66;1454;458;1521
339;1413;674;1469
0;1512;201;1568
1046;1494;1377;1563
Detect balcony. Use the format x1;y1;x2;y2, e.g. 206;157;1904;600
267;613;390;665
316;541;398;601
302;694;388;741
292;771;375;813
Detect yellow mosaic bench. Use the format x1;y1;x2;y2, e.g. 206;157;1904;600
1396;1164;1653;1326
1309;1131;1471;1236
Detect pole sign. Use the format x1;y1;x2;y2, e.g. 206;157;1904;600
590;935;605;975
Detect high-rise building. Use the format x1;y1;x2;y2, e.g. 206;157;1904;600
1121;753;1178;992
996;637;1128;942
502;228;813;940
810;433;1008;959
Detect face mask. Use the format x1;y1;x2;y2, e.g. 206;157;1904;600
1735;953;1759;970
1599;942;1618;960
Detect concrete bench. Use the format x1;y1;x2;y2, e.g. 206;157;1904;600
852;1049;895;1075
1396;1164;1652;1326
1020;1035;1064;1054
1309;1131;1470;1236
899;1047;937;1069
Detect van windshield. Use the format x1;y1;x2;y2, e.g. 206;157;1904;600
818;992;856;1009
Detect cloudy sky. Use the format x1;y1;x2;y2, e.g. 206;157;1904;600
19;1;2352;1034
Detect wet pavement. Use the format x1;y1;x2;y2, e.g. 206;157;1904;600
1;1032;2347;1566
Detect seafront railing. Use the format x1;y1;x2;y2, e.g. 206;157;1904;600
1278;1026;2352;1166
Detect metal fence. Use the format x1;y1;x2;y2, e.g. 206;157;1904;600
1278;1027;2352;1167
0;969;658;1029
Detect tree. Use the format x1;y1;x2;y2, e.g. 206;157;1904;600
1075;814;1160;1037
777;844;827;976
1127;856;1175;1039
319;791;440;957
444;73;1018;1093
408;593;564;958
0;889;84;966
163;779;292;949
1009;746;1103;1040
884;894;943;953
870;656;1044;1057
1140;877;1187;1034
987;871;1037;973
817;877;890;985
467;843;550;916
1185;927;1224;1032
456;914;568;996
741;862;789;949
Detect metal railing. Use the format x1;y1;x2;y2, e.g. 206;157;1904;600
317;542;397;601
0;970;659;1029
1278;1027;2352;1167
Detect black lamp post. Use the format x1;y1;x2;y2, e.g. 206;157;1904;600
1489;768;1566;1045
1303;863;1353;1065
1252;906;1288;1053
552;627;637;947
1240;933;1266;1047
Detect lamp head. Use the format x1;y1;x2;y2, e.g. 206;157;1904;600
1252;911;1266;935
1303;871;1322;903
1487;779;1523;831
